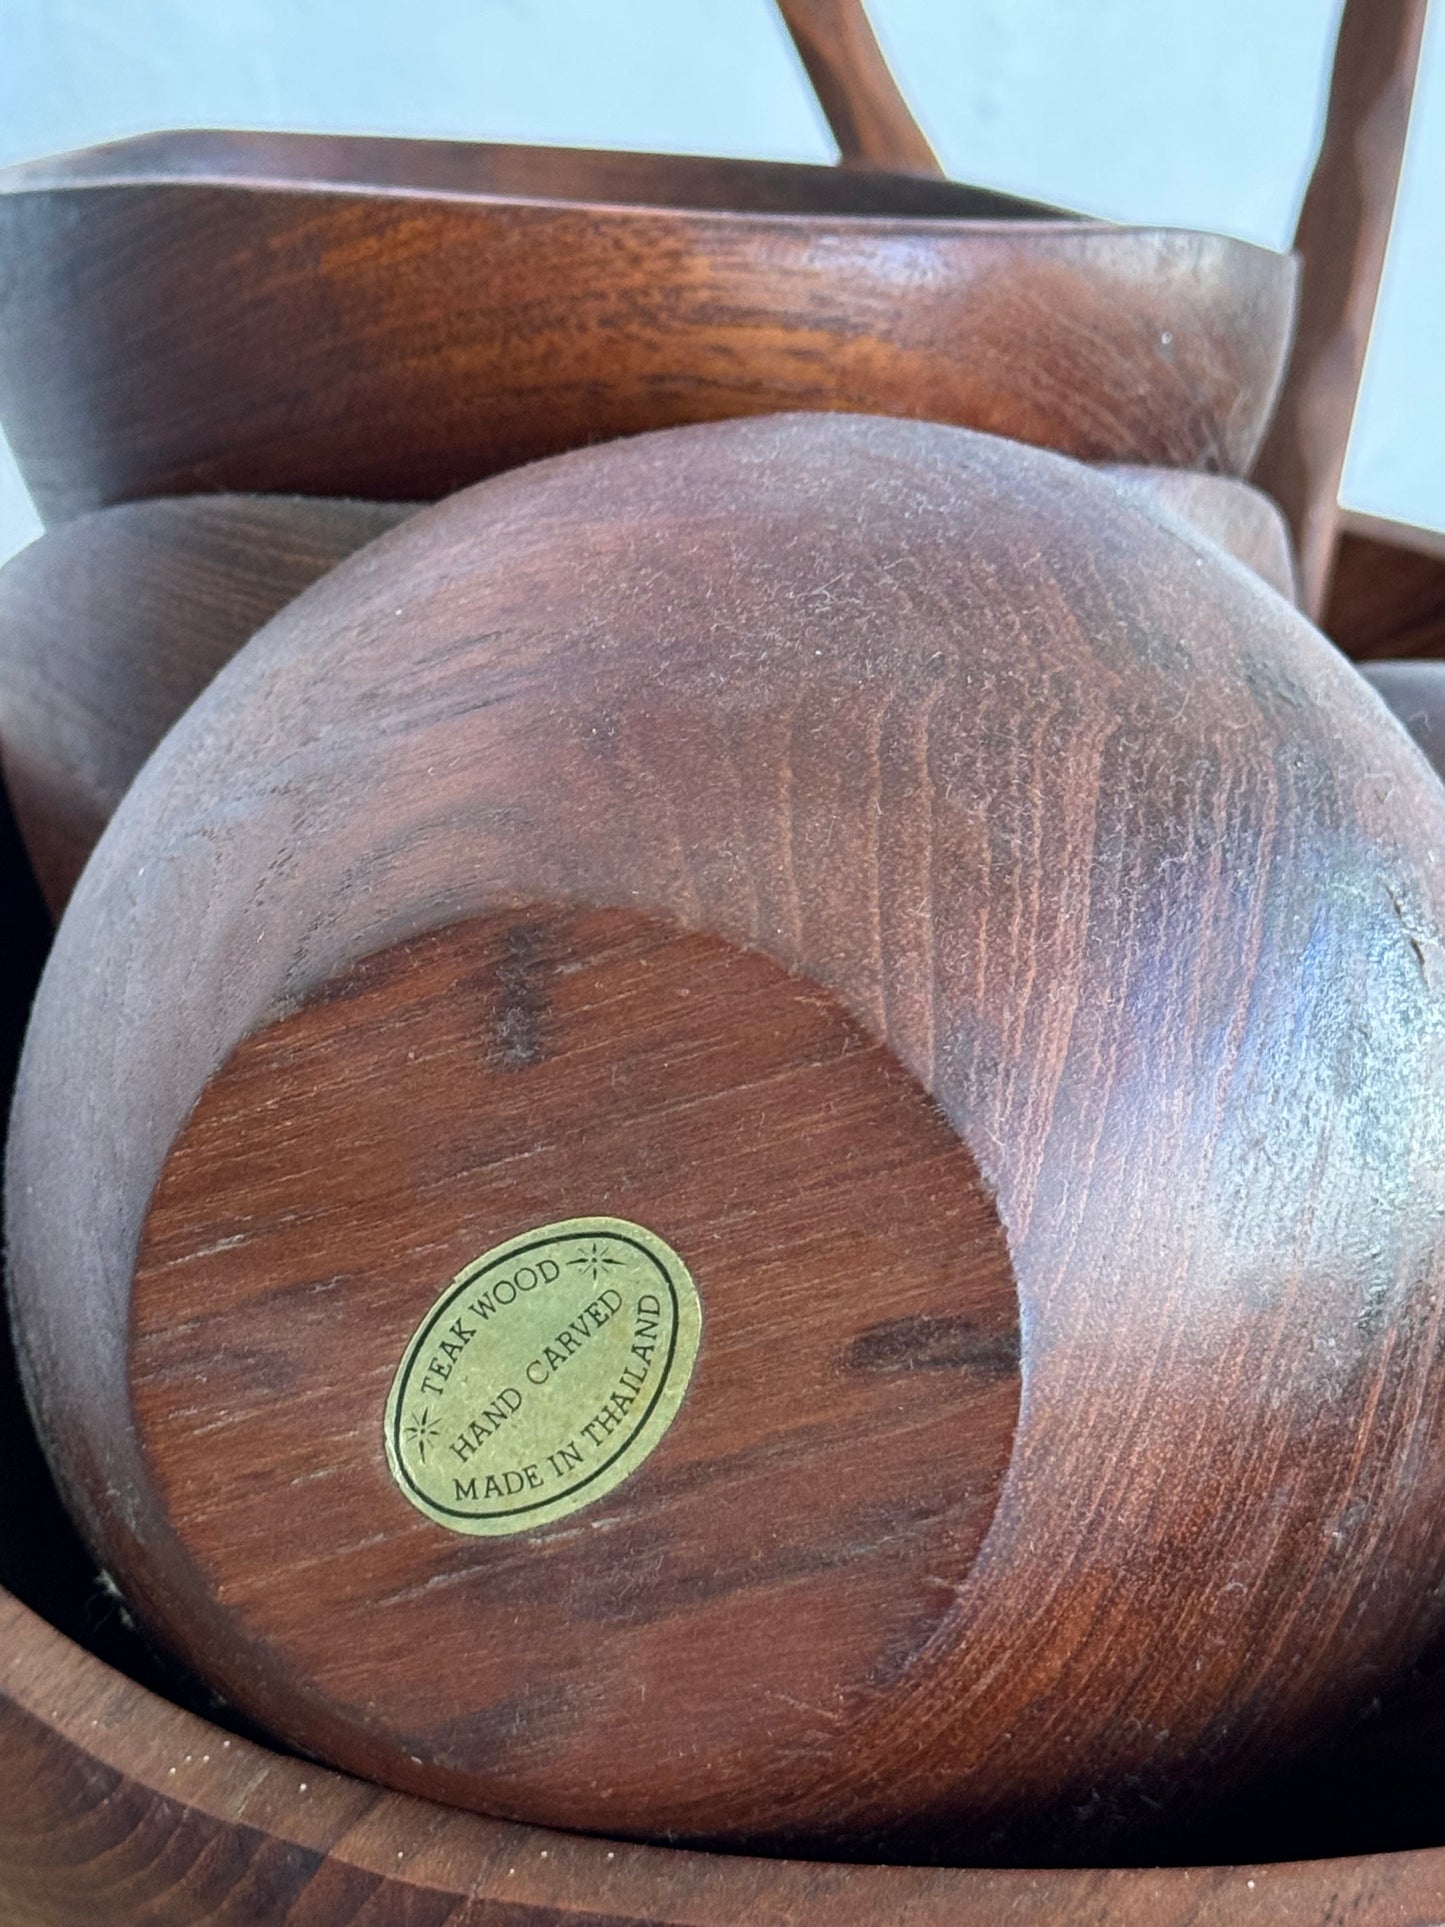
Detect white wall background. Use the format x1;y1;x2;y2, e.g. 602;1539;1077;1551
0;0;1440;563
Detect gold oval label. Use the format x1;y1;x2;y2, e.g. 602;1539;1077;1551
383;1217;702;1535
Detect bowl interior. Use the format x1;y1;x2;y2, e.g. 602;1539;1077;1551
0;128;1074;221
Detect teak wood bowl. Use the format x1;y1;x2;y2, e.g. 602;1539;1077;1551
11;413;1445;1865
15;791;1445;1920
0;130;1297;524
0;467;1291;918
0;494;415;915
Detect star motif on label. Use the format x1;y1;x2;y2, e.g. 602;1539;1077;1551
570;1241;624;1287
402;1407;441;1462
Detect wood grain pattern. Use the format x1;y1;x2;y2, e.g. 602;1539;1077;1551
0;495;414;915
1251;0;1430;619
0;471;1293;922
133;905;1020;1840
12;414;1445;1863
1325;515;1445;661
775;0;943;174
10;749;1445;1917
0;132;1297;524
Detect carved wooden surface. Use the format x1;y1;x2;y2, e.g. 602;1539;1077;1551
0;133;1295;524
132;900;1021;1844
12;415;1445;1866
8;771;1445;1918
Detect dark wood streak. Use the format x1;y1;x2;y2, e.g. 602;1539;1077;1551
491;920;551;1070
847;1314;1023;1376
12;416;1445;1864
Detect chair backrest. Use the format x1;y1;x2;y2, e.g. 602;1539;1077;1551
775;0;1432;623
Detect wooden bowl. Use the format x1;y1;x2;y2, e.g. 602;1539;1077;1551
14;1588;1445;1927
0;495;415;915
10;1580;1445;1927
4;633;1445;1922
0;130;1297;524
2;757;1445;1927
10;413;1445;1865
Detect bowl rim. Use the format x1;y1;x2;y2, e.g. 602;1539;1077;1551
0;1579;1431;1924
0;128;1290;265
